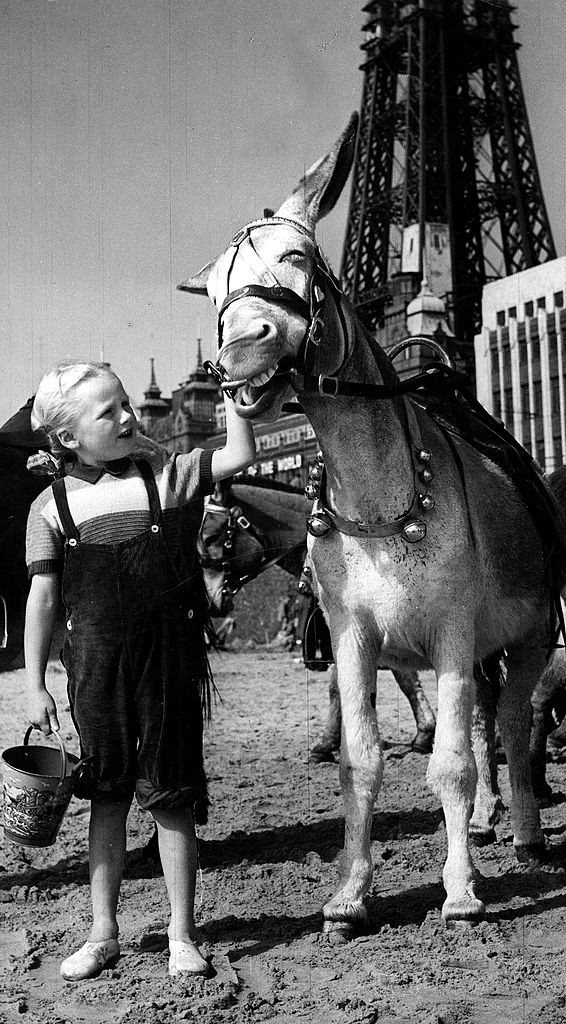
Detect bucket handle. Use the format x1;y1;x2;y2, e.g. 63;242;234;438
23;726;68;781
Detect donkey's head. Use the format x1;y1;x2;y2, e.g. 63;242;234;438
179;115;358;421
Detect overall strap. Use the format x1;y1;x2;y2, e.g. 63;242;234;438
52;478;80;543
136;459;163;526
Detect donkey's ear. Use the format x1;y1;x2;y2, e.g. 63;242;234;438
276;113;358;230
177;258;218;294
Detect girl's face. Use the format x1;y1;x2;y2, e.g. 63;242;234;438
64;375;138;466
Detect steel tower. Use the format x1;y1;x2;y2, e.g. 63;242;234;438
340;0;556;377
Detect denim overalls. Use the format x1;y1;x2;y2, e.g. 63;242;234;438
52;458;210;821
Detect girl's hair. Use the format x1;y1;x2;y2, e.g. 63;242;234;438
31;360;120;466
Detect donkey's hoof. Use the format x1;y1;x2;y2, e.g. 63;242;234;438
444;917;480;932
469;827;497;847
442;896;485;924
322;920;355;944
515;842;547;865
411;729;435;755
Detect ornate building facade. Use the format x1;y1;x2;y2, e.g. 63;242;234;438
138;342;220;454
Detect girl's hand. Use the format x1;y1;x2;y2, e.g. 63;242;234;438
27;686;60;736
211;395;256;482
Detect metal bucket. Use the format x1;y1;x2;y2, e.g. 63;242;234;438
2;728;79;847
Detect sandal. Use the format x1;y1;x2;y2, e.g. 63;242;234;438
60;939;120;981
168;938;209;977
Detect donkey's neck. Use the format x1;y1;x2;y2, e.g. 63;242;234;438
299;320;416;525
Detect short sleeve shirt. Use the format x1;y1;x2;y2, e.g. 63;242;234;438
26;437;214;577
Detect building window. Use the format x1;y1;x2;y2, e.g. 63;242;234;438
492;390;502;420
503;386;513;422
496;310;506;326
508;306;517;319
525;300;534;317
530;335;541;369
554;291;564;308
533;381;543;418
537;297;546;311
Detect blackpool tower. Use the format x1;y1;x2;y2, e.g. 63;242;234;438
340;0;556;379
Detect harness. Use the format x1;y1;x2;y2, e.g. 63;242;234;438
201;215;566;642
204;216;448;542
200;498;305;615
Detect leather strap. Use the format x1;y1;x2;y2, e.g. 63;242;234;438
299;363;470;400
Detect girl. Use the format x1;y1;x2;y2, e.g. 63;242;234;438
25;360;256;982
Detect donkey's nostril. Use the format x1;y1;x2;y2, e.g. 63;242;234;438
258;323;272;338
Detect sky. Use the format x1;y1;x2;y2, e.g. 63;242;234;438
1;0;565;425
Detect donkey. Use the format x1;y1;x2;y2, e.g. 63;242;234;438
179;114;566;936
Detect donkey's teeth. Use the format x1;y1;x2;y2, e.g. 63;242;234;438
248;366;277;388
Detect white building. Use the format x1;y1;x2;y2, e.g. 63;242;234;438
474;257;566;473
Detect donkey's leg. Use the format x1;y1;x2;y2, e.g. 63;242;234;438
469;658;504;844
392;668;436;754
322;636;382;942
311;665;342;762
427;643;483;921
530;649;566;804
499;643;546;859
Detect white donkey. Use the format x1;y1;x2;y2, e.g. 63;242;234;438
180;116;566;938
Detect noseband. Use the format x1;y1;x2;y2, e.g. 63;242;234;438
203;217;347;396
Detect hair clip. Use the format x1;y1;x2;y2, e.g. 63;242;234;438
26;451;61;478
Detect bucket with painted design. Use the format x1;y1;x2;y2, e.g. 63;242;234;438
2;728;79;847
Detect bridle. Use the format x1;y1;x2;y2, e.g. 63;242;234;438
200;499;305;614
203;216;349;397
201;215;467;544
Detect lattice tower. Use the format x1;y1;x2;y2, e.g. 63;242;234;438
340;0;556;378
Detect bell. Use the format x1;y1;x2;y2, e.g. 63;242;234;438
302;565;312;577
307;512;332;537
229;506;242;519
417;449;432;463
310;464;322;481
305;482;320;501
419;493;435;511
402;520;427;543
316;451;325;466
419;467;434;484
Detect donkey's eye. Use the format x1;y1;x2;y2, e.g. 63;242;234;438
280;250;305;263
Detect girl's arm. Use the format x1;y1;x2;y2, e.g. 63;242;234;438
25;573;60;735
211;395;256;483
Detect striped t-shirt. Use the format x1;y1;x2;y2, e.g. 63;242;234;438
26;436;214;577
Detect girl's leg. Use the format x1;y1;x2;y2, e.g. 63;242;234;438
89;798;131;941
151;807;208;975
60;798;130;981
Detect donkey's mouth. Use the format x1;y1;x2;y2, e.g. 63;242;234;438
235;369;293;419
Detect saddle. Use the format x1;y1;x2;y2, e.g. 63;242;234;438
408;365;566;638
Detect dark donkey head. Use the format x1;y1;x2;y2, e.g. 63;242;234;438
198;477;308;616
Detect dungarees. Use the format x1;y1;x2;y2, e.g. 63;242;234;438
52;459;210;822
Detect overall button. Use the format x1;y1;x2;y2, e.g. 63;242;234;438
68;538;78;547
151;524;159;533
187;610;194;620
66;620;73;631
